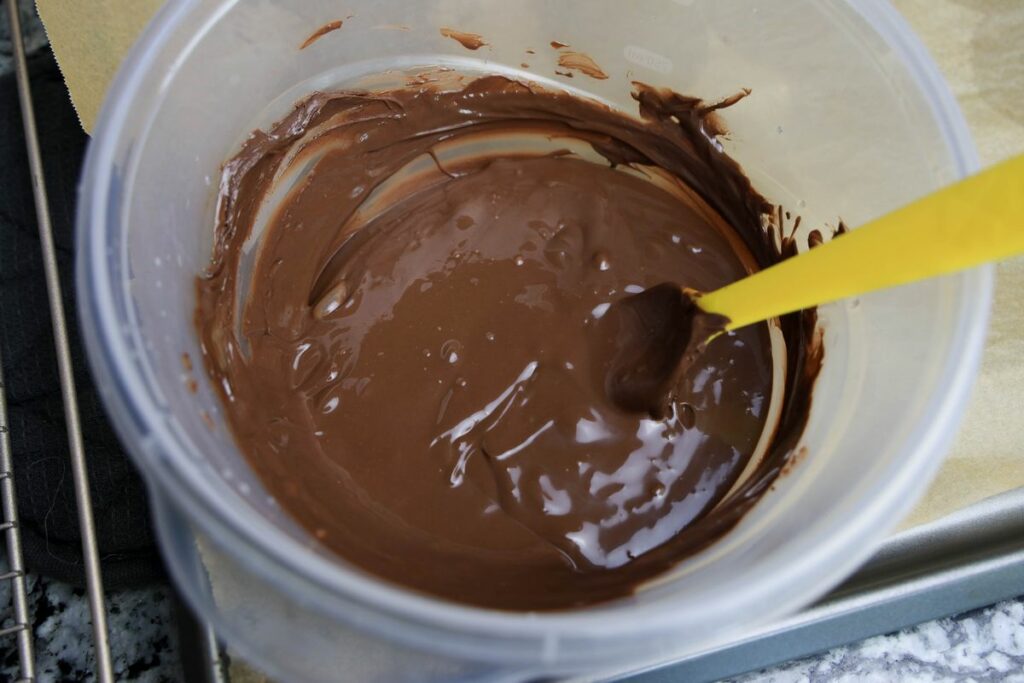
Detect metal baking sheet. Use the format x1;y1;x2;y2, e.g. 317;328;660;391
180;487;1024;682
598;487;1024;682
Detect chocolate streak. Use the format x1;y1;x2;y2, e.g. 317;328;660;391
197;74;819;610
440;28;487;51
556;52;609;80
299;20;343;50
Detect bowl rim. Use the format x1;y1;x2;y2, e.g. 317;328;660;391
76;0;993;668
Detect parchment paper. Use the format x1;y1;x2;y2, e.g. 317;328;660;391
891;0;1024;528
34;0;161;134
34;0;1023;528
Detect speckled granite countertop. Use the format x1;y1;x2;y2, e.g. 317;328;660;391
1;555;1020;682
0;558;179;682
732;601;1024;682
1;0;1022;681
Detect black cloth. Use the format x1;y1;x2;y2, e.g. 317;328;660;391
0;47;163;587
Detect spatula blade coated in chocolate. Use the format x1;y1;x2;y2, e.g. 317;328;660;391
604;284;728;418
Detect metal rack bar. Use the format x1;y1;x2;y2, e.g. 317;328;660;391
0;349;33;681
6;1;114;680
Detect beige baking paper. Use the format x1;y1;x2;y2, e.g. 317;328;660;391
892;0;1024;528
34;0;1024;528
34;0;162;134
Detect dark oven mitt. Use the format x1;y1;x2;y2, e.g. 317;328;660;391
0;47;163;588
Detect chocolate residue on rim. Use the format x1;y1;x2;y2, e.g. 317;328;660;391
197;73;822;610
557;51;609;80
440;27;487;50
299;19;344;50
550;40;569;49
702;88;753;115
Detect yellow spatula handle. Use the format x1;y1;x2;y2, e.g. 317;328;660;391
699;154;1024;331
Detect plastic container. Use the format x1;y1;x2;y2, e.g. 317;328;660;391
77;1;991;680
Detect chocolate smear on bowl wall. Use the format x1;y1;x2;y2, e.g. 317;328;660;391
440;27;487;50
299;19;344;50
557;51;609;80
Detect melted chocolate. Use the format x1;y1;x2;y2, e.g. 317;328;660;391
197;74;819;610
556;52;609;80
299;20;343;50
440;28;487;51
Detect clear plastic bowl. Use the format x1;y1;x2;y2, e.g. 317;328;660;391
77;1;991;680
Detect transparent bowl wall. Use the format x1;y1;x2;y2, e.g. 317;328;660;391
78;1;990;681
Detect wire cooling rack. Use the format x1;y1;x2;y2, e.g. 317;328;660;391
2;1;114;680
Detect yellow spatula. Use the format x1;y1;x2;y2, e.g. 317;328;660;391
607;154;1024;414
699;153;1024;331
